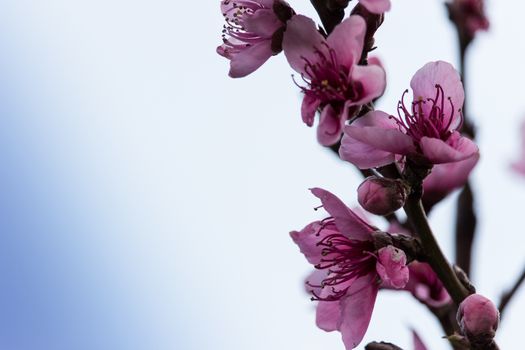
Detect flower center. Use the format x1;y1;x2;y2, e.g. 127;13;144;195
295;44;360;106
307;219;376;301
220;1;269;54
390;84;463;142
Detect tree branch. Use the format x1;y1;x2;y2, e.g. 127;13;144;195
454;37;477;278
403;196;470;304
499;265;525;318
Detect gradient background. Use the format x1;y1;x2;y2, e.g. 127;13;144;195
0;0;523;349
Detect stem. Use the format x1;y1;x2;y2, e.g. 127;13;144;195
499;265;525;318
454;43;477;277
455;182;476;276
458;45;475;139
404;196;470;304
309;0;346;34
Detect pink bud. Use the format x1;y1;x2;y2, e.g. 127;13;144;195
457;294;499;340
357;176;409;215
376;245;409;289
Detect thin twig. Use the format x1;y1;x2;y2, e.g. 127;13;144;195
455;182;476;276
404;196;470;304
454;43;477;278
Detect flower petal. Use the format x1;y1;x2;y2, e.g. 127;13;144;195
410;61;464;128
339;111;415;168
419;134;478;164
301;94;320;127
413;330;428;350
349;64;387;106
317;105;344;146
317;275;355;331
423;152;479;209
283;15;327;75
339;276;379;349
310;188;376;240
340;131;396;169
243;9;282;37
305;269;327;296
344;123;414;154
228;41;273;78
511;119;525;176
327;16;366;67
290;221;339;265
404;262;451;308
358;0;391;14
316;299;341;332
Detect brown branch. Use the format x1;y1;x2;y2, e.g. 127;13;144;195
403;196;470;304
309;0;347;34
499;265;525;318
454;181;476;276
454;33;477;278
365;342;403;350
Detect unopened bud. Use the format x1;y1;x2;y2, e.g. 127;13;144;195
357;176;409;215
457;294;499;343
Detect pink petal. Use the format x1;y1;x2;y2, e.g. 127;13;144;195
339;132;396;169
358;0;391;14
349;64;387;106
316;299;341;332
412;330;428;350
419;134;478;164
243;9;282;37
326;16;366;67
317;105;345;146
283;15;327;75
339;276;379;349
344;124;414;154
301;94;320;126
404;262;451;308
423;153;479;208
339;111;414;169
352;110;397;129
228;41;274;78
511;119;525;176
258;0;275;9
375;245;409;289
410;61;464;128
290;222;339;265
316;275;355;331
511;160;525;176
310;188;376;240
305;269;326;296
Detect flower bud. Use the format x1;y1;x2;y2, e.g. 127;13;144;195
376;245;409;289
457;294;499;342
357;176;409;215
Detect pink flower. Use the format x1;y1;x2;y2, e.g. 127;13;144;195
447;0;489;43
358;0;391;14
404;262;451;308
217;0;294;78
340;61;478;169
511;120;525;176
283;15;386;146
457;294;499;339
290;188;408;349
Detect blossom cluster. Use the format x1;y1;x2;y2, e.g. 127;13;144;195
216;0;509;349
